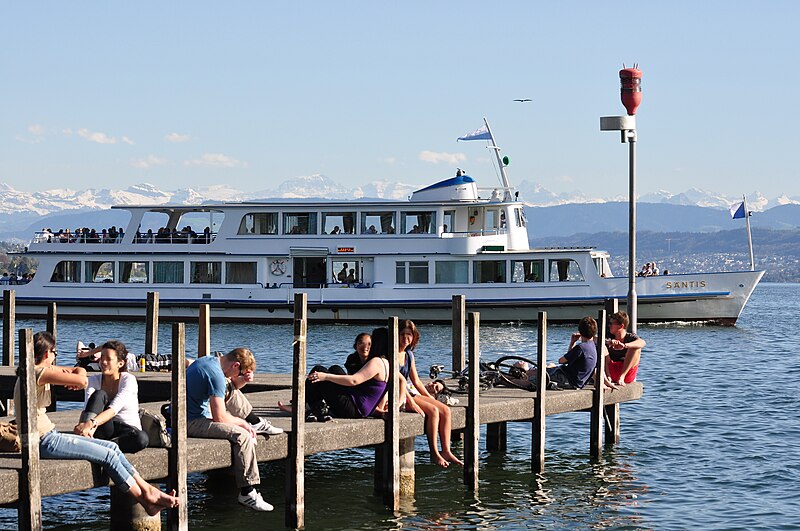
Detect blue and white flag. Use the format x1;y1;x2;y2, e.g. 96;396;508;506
458;125;492;142
730;201;746;219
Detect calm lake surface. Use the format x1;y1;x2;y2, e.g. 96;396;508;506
2;283;798;530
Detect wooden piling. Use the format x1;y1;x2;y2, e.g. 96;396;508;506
604;299;621;445
286;293;307;529
463;312;480;491
590;309;607;458
2;290;14;416
532;312;547;473
486;422;507;452
46;303;57;343
167;323;188;530
197;304;211;358
17;328;42;531
382;316;400;509
398;437;415;497
110;486;161;531
451;295;465;373
145;292;159;355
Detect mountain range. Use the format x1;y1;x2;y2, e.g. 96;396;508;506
0;174;798;240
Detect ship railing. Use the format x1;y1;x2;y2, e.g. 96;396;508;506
30;232;126;244
442;228;507;237
132;233;216;244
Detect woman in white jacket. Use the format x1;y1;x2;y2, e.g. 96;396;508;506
73;340;149;453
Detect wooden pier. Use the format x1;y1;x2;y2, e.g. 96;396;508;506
1;290;643;530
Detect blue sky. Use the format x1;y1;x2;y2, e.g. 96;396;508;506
2;1;799;198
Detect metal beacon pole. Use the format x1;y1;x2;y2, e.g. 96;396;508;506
601;65;643;332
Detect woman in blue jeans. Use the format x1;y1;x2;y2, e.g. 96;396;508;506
14;331;179;516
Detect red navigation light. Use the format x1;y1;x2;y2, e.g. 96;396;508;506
619;65;642;116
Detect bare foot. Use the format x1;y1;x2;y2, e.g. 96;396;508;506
143;485;180;508
431;454;449;468
442;451;464;466
141;500;163;516
277;401;293;414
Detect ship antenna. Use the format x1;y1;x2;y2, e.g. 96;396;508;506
482;117;513;199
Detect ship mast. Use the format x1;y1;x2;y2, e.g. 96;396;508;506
482;117;512;200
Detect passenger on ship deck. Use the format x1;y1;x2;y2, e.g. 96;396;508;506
394;320;463;467
13;331;179;516
366;225;377;234
186;348;281;512
73;340;149;453
346;268;356;284
330;225;341;235
603;311;645;388
337;264;349;283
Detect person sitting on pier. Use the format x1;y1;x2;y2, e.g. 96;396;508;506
513;316;599;390
186;348;279;512
72;340;149;453
604;311;645;388
394;319;463;467
345;332;372;375
14;331;179;516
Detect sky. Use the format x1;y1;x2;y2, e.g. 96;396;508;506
2;1;799;199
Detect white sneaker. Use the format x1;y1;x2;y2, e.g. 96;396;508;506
251;417;284;435
238;490;274;512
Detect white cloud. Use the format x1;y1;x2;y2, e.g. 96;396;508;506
184;153;247;168
28;124;45;136
382;157;397;165
131;155;169;169
165;132;190;143
77;128;117;144
122;136;135;145
558;175;574;183
419;150;466;165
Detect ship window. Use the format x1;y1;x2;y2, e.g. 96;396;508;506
154;262;184;283
435;261;468;284
401;211;436;234
515;207;527;227
322;213;356;235
176;211;224;241
362;212;395;235
284;213;318;235
226;262;257;284
473;260;506;283
549;259;584;282
512;260;545;283
332;260;360;284
238;213;277;235
395;261;428;284
50;261;81;283
485;210;499;230
120;261;149;283
85;261;115;283
191;261;222;284
443;210;455;233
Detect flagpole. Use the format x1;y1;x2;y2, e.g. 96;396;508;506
482;117;512;196
743;194;755;271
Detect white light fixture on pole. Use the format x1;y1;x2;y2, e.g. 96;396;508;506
600;65;642;332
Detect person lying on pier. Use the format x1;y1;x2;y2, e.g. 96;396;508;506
186;348;279;512
513;316;599;391
603;311;645;389
344;332;372;375
14;331;179;516
393;320;463;468
72;340;149;453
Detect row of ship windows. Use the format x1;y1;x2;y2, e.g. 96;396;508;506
49;258;584;285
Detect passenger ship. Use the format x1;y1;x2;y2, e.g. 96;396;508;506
10;124;763;325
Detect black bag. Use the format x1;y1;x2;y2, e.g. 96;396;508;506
139;408;171;447
138;353;172;372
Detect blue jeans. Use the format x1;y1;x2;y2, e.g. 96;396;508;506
39;430;137;492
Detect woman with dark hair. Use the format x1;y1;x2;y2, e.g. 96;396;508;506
344;332;372;375
14;331;179;516
73;340;149;453
396;319;462;467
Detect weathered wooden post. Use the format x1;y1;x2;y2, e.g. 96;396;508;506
452;295;465;373
532;312;547;473
286;293;307;529
463;312;480;491
145;292;159;355
2;290;15;415
604;299;621;445
590;309;607;458
197;304;211;358
486;422;507;452
17;328;42;530
46;303;57;343
167;323;188;530
382;316;400;509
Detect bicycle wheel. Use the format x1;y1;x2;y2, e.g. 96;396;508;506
494;355;537;390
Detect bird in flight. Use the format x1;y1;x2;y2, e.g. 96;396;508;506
513;98;532;102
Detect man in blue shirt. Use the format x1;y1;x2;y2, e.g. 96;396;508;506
186;348;279;512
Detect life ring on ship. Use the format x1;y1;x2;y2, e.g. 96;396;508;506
270;259;287;276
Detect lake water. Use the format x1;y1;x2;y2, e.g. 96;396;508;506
1;283;798;530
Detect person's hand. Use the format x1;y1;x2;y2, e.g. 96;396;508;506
614;379;627;388
73;421;96;437
307;371;324;383
571;332;582;342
